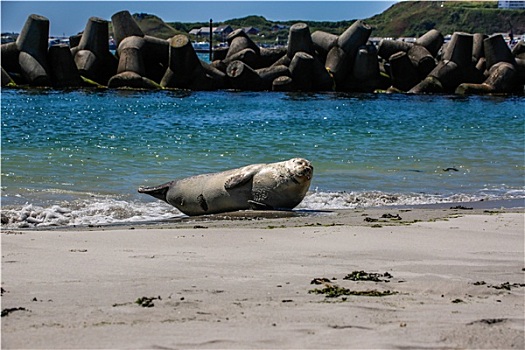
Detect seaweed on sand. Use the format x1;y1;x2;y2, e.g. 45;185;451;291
135;296;162;308
309;285;397;298
343;270;394;282
1;307;28;317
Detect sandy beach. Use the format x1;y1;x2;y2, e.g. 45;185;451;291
1;205;524;349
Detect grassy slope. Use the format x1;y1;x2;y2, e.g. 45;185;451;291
134;1;524;40
109;13;182;39
367;1;524;37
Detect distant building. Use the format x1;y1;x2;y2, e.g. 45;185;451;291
1;32;17;44
397;37;417;43
498;0;525;9
242;27;260;35
189;25;233;39
198;26;212;36
215;26;233;36
271;24;289;31
189;28;201;36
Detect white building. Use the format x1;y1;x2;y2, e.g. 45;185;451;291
498;1;525;9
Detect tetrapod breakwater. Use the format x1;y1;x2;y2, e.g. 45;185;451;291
2;11;524;95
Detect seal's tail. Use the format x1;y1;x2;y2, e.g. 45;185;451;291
138;181;173;202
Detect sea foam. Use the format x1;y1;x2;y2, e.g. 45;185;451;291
1;199;180;229
2;190;522;229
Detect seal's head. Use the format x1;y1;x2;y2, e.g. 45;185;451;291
286;158;313;183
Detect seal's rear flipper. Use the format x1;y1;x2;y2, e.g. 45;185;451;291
138;181;173;202
248;200;274;210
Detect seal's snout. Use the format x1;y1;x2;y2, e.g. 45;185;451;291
305;169;313;180
303;166;313;180
292;158;313;180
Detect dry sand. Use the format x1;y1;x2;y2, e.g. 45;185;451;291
1;206;524;349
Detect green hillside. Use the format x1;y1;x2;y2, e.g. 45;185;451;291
109;13;183;39
367;1;524;37
131;13;182;38
133;1;524;41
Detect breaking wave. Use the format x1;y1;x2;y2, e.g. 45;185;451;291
2;189;523;229
1;198;181;229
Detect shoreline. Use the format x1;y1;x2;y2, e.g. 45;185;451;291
2;206;524;349
8;198;523;232
102;200;525;232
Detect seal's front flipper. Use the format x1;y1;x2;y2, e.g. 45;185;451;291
138;181;173;202
224;172;255;189
248;200;274;210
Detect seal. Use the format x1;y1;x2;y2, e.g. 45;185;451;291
138;158;313;216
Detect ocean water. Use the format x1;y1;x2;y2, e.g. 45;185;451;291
1;88;524;228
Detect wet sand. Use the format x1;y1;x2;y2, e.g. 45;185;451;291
1;205;524;349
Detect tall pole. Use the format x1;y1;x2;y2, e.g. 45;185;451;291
209;18;213;61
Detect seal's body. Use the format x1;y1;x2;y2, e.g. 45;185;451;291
138;158;313;216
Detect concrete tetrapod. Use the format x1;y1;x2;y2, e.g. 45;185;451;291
2;13;525;95
15;14;51;86
456;62;519;95
311;30;338;60
110;10;169;86
108;36;160;89
72;16;118;85
227;60;263;91
48;44;83;87
161;34;226;90
287;23;315;59
325;20;372;89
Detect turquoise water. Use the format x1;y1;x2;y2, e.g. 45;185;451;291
1;89;524;227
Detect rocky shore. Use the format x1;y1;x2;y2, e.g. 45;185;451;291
2;11;524;94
